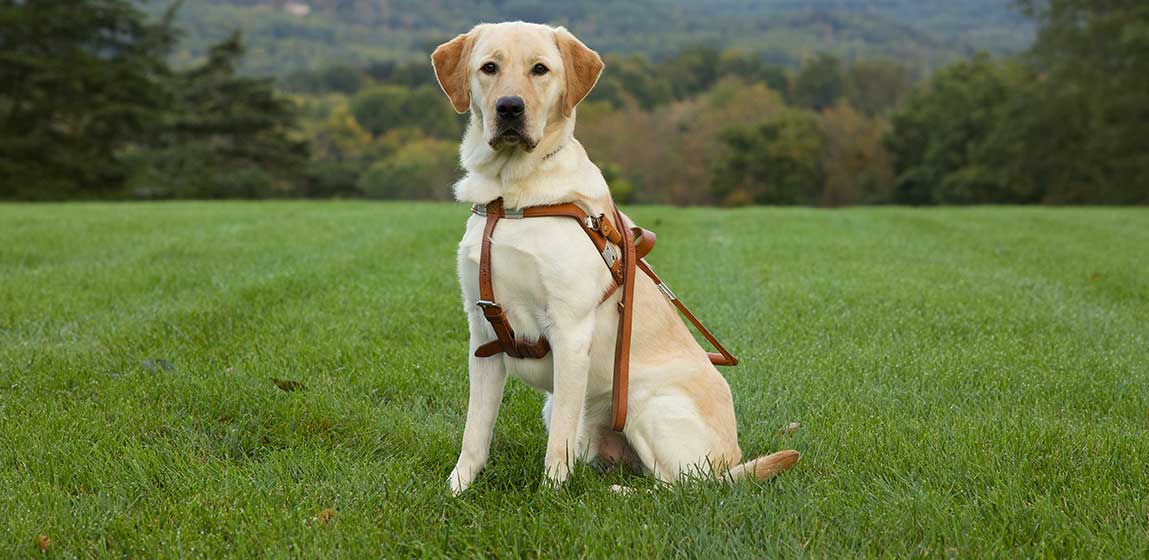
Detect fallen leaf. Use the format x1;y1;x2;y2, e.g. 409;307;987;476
271;378;306;392
1089;272;1102;282
35;534;50;552
318;508;335;526
778;422;802;436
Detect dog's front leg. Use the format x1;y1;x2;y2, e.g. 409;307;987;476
543;315;594;488
448;318;508;496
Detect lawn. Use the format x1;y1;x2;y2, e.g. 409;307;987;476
1;202;1146;558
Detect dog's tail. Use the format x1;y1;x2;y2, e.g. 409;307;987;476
724;449;800;482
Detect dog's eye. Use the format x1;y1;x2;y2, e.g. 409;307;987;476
532;63;549;76
480;62;498;75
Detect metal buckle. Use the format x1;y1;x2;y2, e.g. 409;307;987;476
476;300;500;310
601;245;617;267
657;282;676;300
585;214;601;231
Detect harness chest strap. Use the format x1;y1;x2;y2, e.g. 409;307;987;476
471;197;736;431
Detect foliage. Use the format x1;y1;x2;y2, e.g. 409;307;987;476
1014;0;1149;203
579;79;791;205
844;59;914;116
590;54;675;109
4;1;1143;205
0;0;309;200
881;2;1149;205
358;138;460;200
599;163;635;204
819;103;895;205
350;85;462;139
0;0;173;199
791;53;844;111
712;110;826;206
885;54;1035;205
147;0;1033;77
283;64;365;94
128;33;310;198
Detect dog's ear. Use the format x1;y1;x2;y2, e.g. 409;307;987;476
431;30;476;114
555;27;603;118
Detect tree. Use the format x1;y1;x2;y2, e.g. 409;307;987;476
129;33;310;198
589;54;674;109
819;102;895;206
884;54;1040;205
350;85;462;138
717;50;788;95
711;110;825;206
358;138;460;200
282;64;364;94
579;79;788;205
0;0;173;199
656;47;722;100
845;59;913;116
1015;0;1149;203
791;53;844;110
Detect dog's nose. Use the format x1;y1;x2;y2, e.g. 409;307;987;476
495;96;525;120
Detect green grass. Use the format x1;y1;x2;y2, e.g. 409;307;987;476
1;202;1146;558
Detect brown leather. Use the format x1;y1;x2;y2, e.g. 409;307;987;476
608;206;637;431
633;227;655;259
475;198;551;359
471;197;736;431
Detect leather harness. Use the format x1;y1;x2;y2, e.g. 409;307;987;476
472;197;737;431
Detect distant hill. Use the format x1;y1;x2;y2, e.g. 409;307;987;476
147;0;1033;76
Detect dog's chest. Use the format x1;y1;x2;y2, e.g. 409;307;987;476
457;214;614;389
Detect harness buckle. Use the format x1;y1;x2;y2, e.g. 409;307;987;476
475;300;500;310
601;245;618;267
585;214;602;232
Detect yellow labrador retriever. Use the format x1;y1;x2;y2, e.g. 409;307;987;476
432;22;798;494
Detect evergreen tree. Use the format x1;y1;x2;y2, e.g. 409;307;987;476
131;32;309;198
0;0;173;199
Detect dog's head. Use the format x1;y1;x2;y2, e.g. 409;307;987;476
431;22;603;152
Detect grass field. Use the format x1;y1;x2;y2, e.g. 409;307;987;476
1;202;1146;558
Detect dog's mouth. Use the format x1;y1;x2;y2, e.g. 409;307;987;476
489;128;536;151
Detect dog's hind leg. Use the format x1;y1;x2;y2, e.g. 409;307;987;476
623;393;741;483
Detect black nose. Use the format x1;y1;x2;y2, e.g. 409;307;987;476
495;96;525;120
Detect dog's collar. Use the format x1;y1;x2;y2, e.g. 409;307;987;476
541;142;567;161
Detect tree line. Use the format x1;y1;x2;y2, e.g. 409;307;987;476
1;0;1145;204
1;0;306;200
155;0;1029;76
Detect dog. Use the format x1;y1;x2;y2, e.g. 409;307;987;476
432;21;798;495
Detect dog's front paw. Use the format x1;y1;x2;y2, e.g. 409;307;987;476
447;467;472;496
542;460;571;490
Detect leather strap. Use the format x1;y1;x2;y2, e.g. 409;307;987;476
475;199;551;359
636;259;738;367
471;197;736;432
609;206;637;431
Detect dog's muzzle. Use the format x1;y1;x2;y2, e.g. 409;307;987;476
490;96;535;150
